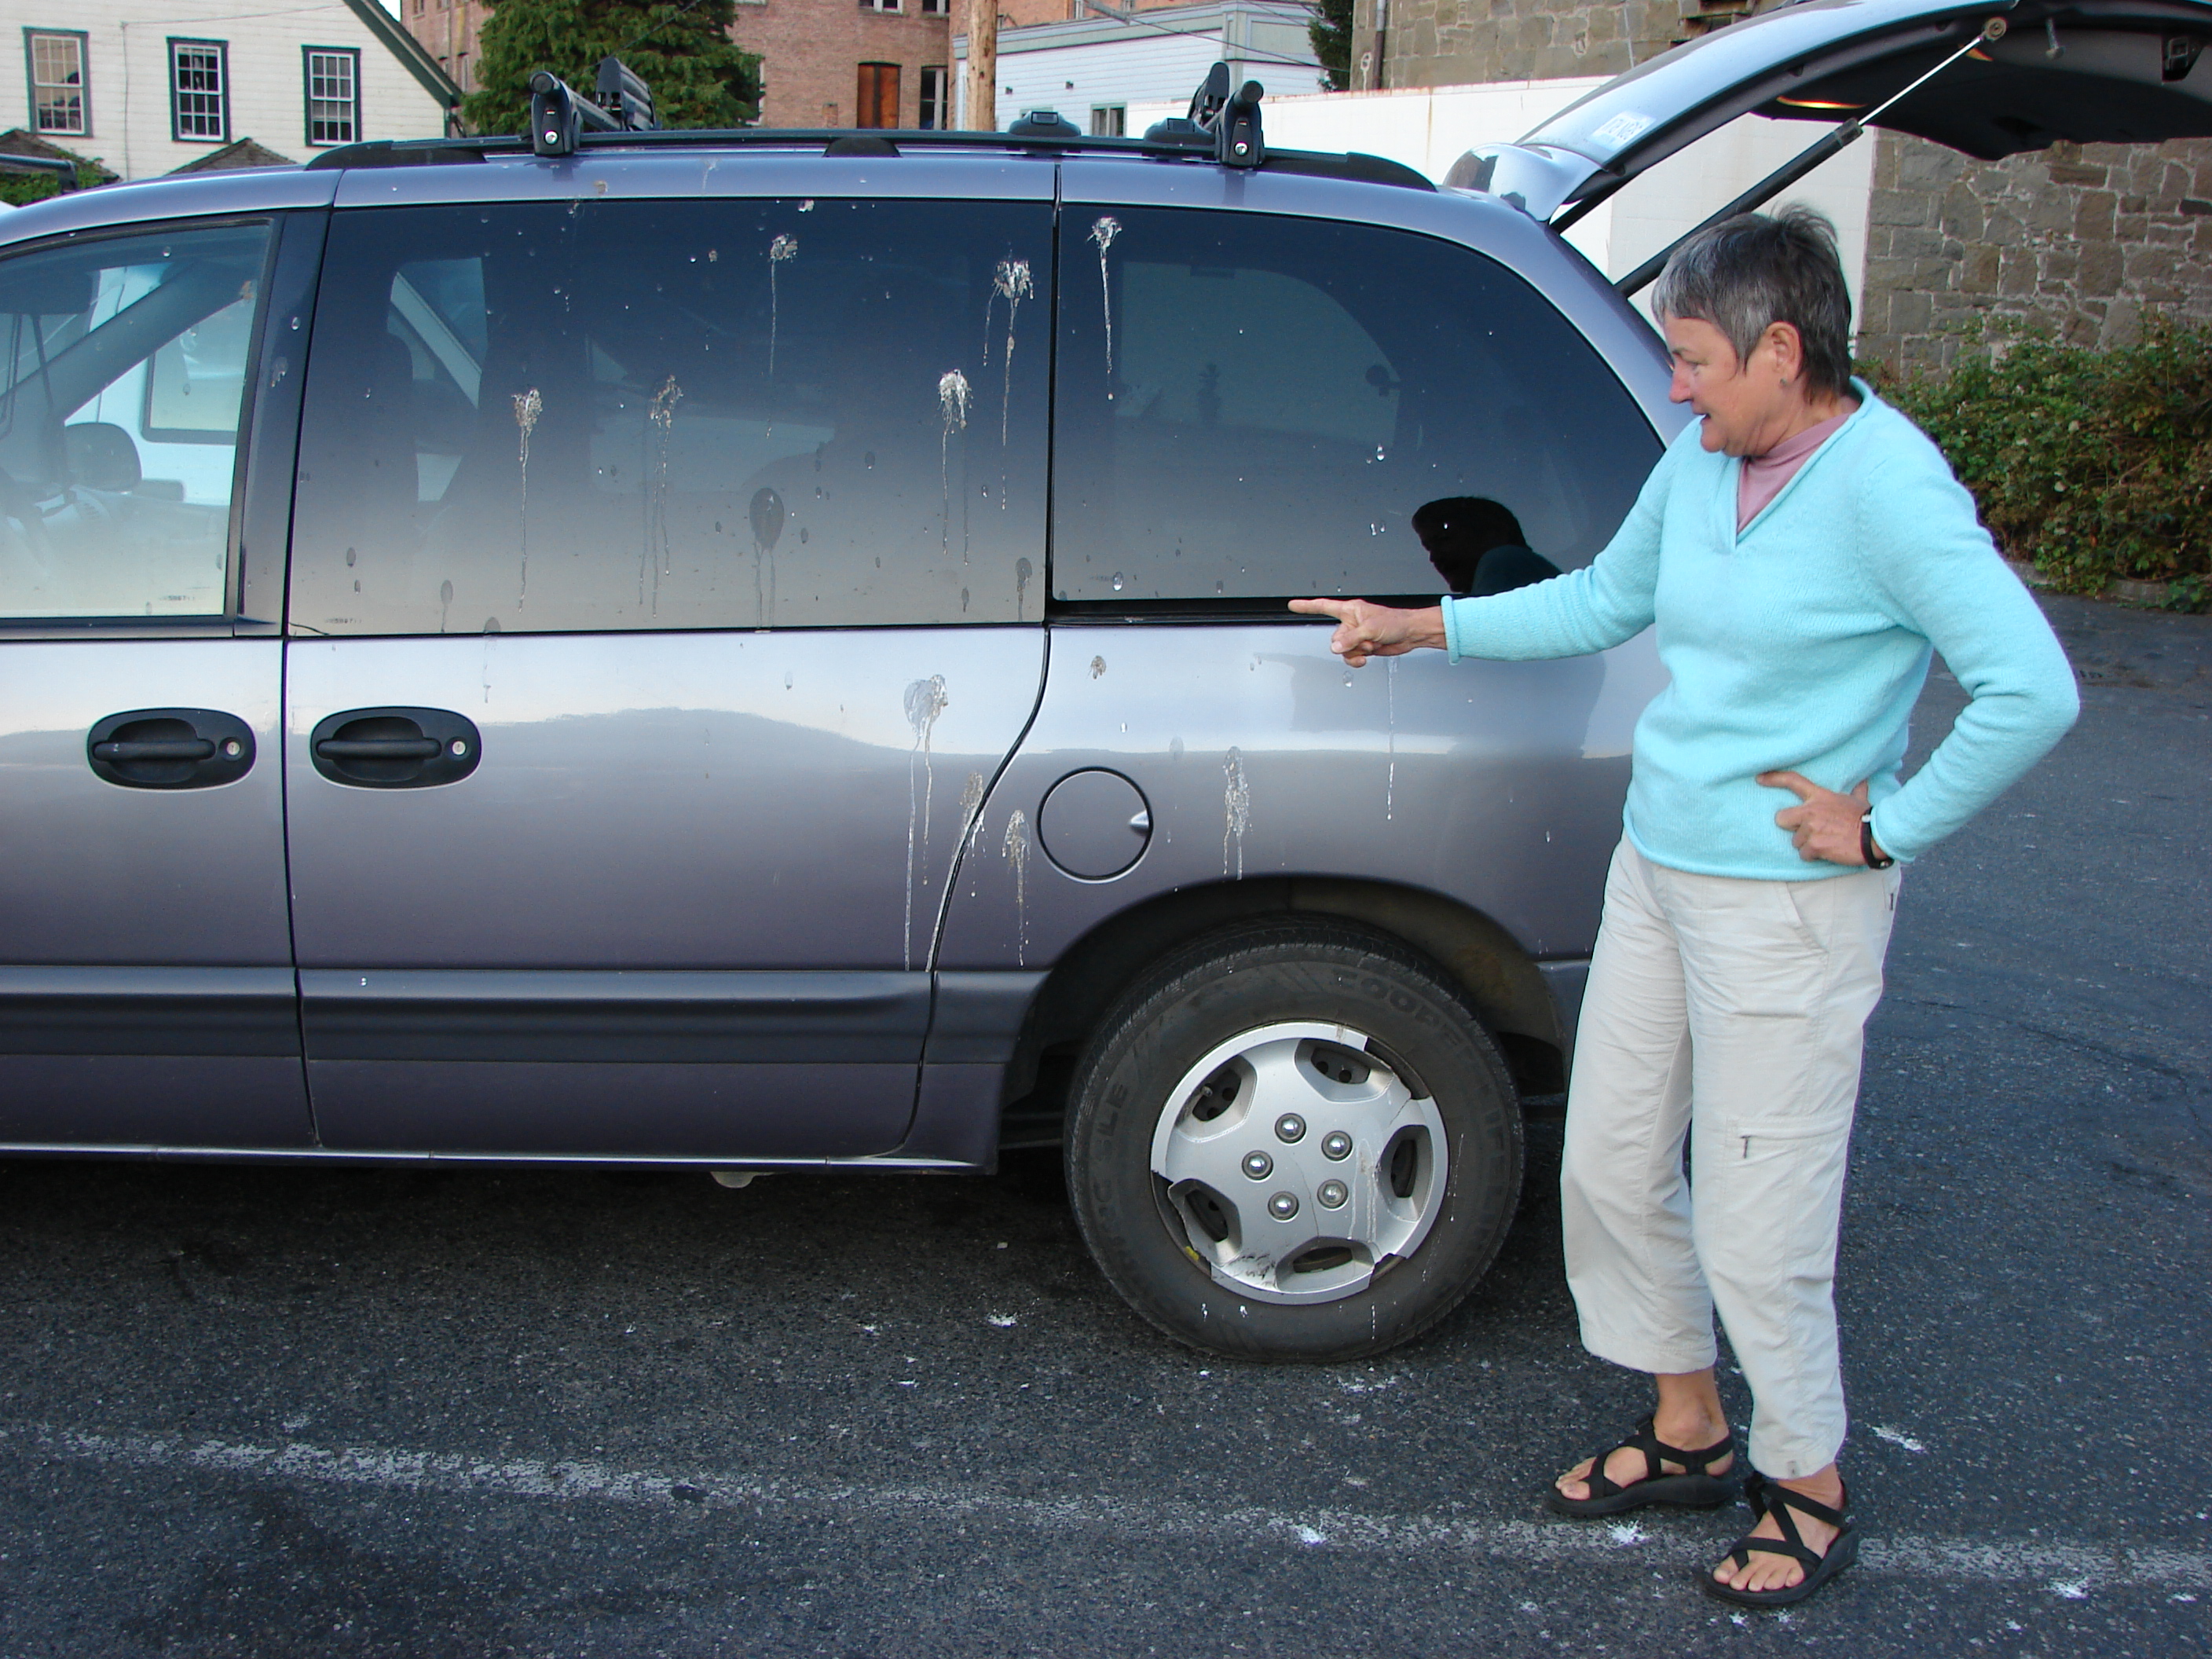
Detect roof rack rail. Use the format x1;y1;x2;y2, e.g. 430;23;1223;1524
304;127;1437;192
304;137;514;170
1009;108;1082;140
300;53;1429;198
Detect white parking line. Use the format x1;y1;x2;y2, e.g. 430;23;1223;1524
9;1423;2206;1594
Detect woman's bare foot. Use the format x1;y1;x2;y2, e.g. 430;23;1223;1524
1555;1368;1733;1501
1709;1467;1845;1595
1554;1408;1733;1500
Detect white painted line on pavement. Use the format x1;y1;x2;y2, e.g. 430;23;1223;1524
9;1423;2206;1594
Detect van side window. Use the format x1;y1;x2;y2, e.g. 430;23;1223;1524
0;222;269;619
289;199;1051;635
1051;207;1659;606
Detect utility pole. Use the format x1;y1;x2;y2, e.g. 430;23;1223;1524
961;0;997;131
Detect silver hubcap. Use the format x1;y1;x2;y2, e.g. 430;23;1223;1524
1148;1022;1449;1305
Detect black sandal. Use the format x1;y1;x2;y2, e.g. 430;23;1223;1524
1543;1415;1738;1518
1698;1472;1860;1609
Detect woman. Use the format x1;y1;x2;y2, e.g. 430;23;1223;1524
1292;208;2078;1608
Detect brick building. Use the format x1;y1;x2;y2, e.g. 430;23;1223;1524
1352;0;2212;372
401;0;489;99
401;0;961;130
738;0;954;127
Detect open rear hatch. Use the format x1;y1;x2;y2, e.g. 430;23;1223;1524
1454;0;2212;228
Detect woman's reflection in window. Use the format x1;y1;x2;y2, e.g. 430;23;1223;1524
1414;496;1561;598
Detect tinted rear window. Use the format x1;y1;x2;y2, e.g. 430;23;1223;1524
1050;207;1659;606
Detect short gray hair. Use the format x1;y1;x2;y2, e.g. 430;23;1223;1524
1650;207;1853;397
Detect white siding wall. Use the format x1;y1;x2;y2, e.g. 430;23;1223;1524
961;33;1226;130
1129;82;1877;329
954;2;1327;131
6;2;447;180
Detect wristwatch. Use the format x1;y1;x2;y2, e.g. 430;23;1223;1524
1860;815;1895;870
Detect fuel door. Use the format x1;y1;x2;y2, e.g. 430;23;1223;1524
1038;769;1152;881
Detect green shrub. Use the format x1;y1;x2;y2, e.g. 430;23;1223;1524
1870;319;2212;610
0;152;108;206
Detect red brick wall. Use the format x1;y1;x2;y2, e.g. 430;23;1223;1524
402;0;489;97
401;0;954;130
741;1;950;128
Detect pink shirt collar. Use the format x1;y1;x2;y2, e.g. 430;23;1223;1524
1736;407;1855;532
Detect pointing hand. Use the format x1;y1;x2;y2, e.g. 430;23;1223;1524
1287;598;1446;668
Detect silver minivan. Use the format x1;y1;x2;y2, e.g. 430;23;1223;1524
2;0;2202;1358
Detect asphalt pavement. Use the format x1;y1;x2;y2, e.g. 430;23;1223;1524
1;591;2207;1657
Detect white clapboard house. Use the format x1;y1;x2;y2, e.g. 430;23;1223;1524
7;0;458;181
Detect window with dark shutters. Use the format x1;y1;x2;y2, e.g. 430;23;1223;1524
168;39;228;142
27;31;89;137
304;47;361;146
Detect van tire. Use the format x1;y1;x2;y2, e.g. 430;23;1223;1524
1064;921;1523;1361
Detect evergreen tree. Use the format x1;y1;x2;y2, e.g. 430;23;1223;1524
463;0;762;135
1309;0;1353;91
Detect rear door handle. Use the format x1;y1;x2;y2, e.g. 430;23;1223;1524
96;738;215;762
314;737;442;760
86;709;255;789
309;708;481;789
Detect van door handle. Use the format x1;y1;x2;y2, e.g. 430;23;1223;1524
314;737;442;760
94;738;215;762
308;708;481;789
86;709;255;790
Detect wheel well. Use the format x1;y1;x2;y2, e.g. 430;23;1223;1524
994;877;1567;1148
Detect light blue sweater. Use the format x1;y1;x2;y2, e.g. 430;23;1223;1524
1441;383;2079;881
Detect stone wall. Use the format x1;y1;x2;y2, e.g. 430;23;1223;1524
1353;6;2212;377
1349;0;1712;91
1858;131;2212;375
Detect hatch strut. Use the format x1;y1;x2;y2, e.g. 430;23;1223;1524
1613;15;2009;297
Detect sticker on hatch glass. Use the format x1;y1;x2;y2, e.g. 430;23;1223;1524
1590;111;1655;147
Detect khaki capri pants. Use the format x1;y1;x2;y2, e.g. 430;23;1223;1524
1562;837;1901;1480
